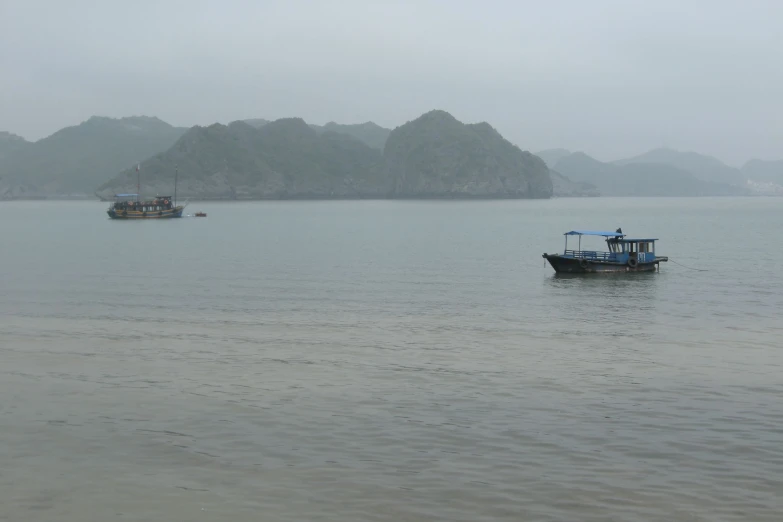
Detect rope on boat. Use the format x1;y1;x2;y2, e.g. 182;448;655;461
668;258;708;271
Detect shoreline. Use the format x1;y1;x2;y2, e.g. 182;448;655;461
4;194;777;203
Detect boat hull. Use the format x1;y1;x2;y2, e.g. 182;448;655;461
542;254;662;274
107;206;184;219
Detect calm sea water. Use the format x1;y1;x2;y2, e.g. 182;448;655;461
1;197;782;521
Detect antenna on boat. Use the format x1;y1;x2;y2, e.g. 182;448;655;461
174;164;178;207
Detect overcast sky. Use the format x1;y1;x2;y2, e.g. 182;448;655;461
1;0;781;165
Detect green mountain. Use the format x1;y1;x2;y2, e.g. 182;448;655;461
244;118;390;150
384;110;552;198
0;116;186;199
614;147;743;186
313;121;390;150
553;152;742;196
0;131;29;160
96;118;390;200
243;118;270;129
97;110;553;200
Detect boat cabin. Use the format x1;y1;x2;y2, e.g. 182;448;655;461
111;194;175;212
563;230;660;264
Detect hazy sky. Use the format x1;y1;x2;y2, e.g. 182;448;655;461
1;0;781;165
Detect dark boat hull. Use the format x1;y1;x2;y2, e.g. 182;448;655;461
542;254;662;274
107;206;184;219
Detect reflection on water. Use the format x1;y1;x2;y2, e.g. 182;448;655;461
546;271;660;287
543;273;661;336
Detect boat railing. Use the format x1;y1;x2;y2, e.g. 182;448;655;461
564;250;618;261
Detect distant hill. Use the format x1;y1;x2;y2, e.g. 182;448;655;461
742;159;783;184
96;118;390;200
0;116;186;199
243;118;270;129
0;131;29;160
384;110;552;199
534;148;572;169
549;169;599;197
741;159;783;195
98;110;553;200
244;118;391;150
614;147;743;186
553;152;742;197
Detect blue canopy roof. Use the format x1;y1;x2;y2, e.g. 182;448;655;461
564;230;624;237
114;193;138;197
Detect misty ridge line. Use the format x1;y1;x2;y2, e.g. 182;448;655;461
1;110;782;201
4;113;782;168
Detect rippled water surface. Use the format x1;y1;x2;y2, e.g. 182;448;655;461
1;197;782;521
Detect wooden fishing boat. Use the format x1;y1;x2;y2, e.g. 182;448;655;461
107;164;186;219
542;229;668;273
107;194;184;219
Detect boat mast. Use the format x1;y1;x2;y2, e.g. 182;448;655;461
136;163;140;202
174;164;178;207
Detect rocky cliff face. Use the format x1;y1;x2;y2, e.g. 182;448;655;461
383;110;552;199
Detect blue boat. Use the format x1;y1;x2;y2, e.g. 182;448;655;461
542;228;668;273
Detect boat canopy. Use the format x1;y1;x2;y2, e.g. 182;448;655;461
114;193;138;197
564;230;624;237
